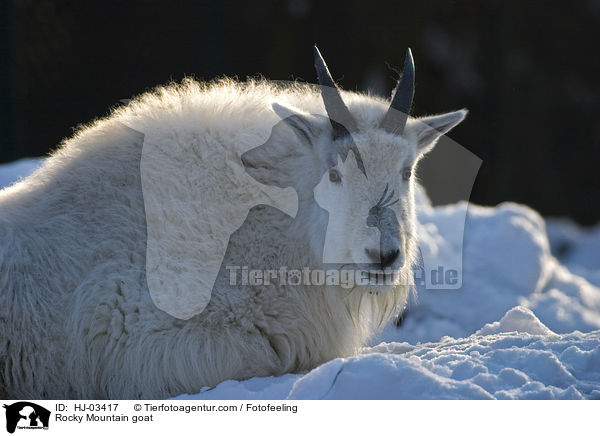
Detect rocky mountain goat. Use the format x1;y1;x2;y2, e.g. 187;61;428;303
0;46;466;399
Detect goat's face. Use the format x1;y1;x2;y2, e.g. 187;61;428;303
314;130;416;275
241;46;467;291
242;109;466;288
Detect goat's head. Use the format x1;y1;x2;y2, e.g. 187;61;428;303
242;46;466;291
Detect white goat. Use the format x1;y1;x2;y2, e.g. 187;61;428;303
0;47;466;399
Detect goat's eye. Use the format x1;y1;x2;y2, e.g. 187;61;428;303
329;169;342;183
402;168;412;181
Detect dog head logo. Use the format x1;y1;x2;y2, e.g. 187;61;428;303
3;402;50;434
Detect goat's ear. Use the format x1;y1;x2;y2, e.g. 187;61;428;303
410;109;468;155
241;103;319;188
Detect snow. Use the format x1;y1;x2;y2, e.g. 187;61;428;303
1;158;599;400
0;158;42;189
475;306;557;336
178;324;599;400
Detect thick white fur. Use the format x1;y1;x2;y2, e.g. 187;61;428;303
0;78;462;399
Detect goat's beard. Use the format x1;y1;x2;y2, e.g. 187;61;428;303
321;263;414;336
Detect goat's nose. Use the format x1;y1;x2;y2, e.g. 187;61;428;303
380;249;400;268
365;248;400;268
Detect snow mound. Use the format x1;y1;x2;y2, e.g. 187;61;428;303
376;201;600;345
177;313;599;400
475;306;556;336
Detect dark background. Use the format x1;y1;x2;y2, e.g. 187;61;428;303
1;0;599;224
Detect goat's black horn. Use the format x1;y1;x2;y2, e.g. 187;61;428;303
314;45;358;140
380;48;415;135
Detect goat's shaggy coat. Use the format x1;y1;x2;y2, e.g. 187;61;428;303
0;77;463;399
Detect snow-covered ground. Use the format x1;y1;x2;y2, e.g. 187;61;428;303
180;308;600;400
0;158;42;189
2;158;599;399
